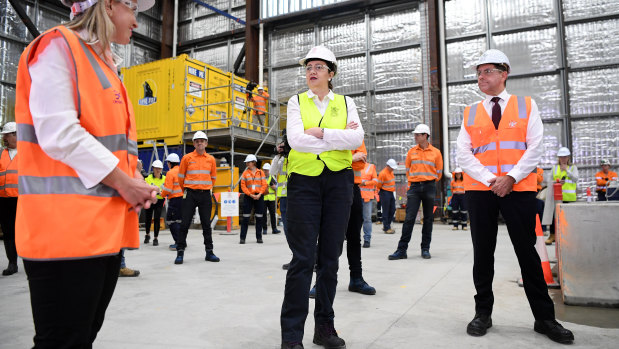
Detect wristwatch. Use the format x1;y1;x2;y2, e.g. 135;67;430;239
321;128;325;135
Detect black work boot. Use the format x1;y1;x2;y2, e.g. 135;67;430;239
313;322;346;349
2;263;17;276
174;250;184;264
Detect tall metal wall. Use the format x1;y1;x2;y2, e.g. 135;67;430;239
444;0;619;200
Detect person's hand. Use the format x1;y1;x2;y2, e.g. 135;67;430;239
560;179;565;185
346;121;359;130
488;175;515;197
276;143;284;153
352;152;367;163
304;127;324;139
103;168;158;213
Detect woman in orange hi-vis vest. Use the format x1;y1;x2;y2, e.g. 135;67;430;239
240;154;267;243
14;1;157;347
450;168;467;231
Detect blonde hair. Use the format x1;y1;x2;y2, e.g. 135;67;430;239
64;0;116;50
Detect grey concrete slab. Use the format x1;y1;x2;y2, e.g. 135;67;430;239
1;222;618;348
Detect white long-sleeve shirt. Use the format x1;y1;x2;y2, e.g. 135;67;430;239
456;89;544;187
286;90;364;154
28;33;122;189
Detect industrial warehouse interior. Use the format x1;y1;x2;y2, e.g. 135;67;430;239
0;0;618;348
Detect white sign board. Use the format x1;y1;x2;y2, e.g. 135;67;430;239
220;192;239;217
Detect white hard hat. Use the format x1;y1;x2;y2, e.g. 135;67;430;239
61;0;155;13
413;124;431;135
245;154;257;163
476;49;511;72
601;159;611;166
1;122;16;134
152;160;164;168
192;131;208;141
454;167;463;173
220;157;228;163
262;163;271;170
386;159;398;169
257;85;264;90
557;147;571;157
166;153;180;163
299;46;338;77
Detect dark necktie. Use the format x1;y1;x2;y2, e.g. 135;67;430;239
491;96;501;129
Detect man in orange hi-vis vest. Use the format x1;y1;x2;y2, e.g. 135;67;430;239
388;124;442;261
0;122;18;276
595;159;618;201
250;86;270;132
456;49;573;344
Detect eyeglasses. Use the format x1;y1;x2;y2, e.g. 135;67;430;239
305;64;330;73
117;0;139;16
476;68;503;77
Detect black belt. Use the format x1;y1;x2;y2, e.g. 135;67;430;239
412;180;436;184
187;188;211;193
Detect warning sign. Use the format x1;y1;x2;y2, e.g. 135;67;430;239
188;81;202;98
220;192;239;217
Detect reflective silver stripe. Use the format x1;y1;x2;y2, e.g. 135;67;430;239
0;170;17;175
563;189;576;193
410;160;436;166
485;166;497;173
17;124;38;144
472;142;496;155
354;171;361;177
501;164;515;172
128;140;138;156
500;141;527;150
187;170;211;174
0;184;18;189
184;180;212;185
277;182;287;187
248;184;262;188
437;170;442;173
170;189;182;194
162;185;172;191
517;96;527;119
178;174;185;178
95;134;131;153
409;172;438;178
242;214;251;217
360;188;374;191
255;214;263;217
383;184;395;188
19;176;119;197
77;38;112;90
467;103;479;126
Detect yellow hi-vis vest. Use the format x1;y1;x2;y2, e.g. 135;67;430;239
145;174;166;200
264;175;276;201
287;93;352;176
553;165;577;201
277;158;288;197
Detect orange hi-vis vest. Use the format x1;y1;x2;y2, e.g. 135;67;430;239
405;144;443;183
359;163;377;202
536;167;544;191
0;149;18;197
14;26;139;260
241;168;267;195
352;141;367;184
161;166;183;199
451;179;465;194
596;170;618;193
377;167;395;192
253;92;269;115
462;95;537;192
178;150;217;190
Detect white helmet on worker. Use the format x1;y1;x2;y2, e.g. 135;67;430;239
1;122;16;134
476;49;511;73
413;124;431;135
61;0;155;19
245;154;257;163
299;46;338;77
152;160;164;169
166;153;180;163
386;159;398;169
454;167;463;173
257;85;263;90
192;131;208;141
262;163;271;170
557;147;571;157
601;159;610;166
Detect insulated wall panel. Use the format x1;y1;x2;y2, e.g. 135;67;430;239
508;74;562;120
373;90;423;132
566;19;619;69
448;128;459;170
489;0;555;31
33;6;69;32
272;66;305;102
492;28;559;74
370;8;420;50
446;38;486;81
271;28;314;66
0;84;15;124
1;0;32;40
562;0;619;20
571;118;619;168
321;18;365;56
541;121;563;167
136;14;162;41
230;7;245;31
193;44;229;71
334;55;366;95
0;39;23;83
132;45;159;67
375;132;414;170
447;83;483;126
569;68;619;116
576;167;598;200
444;0;485;38
372;48;421;89
351;95;367;127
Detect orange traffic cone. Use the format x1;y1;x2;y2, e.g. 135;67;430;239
518;214;559;288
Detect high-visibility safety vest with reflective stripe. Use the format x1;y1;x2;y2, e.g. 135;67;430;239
359;163;377;202
277;158;288;197
0;149;18;197
288;93;352;176
462;95;537;192
241;168;267;195
451;180;465;194
377;167;395;192
553;165;577;201
145;174;166;199
14;26;139;260
595;170;618;193
352;141;367;184
536;167;544;191
178;150;217;190
405;144;443;183
253;92;269;114
264;175;277;201
161;167;183;199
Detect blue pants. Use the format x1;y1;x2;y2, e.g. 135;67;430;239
279;197;288;235
397;181;436;252
362;200;373;242
240;195;264;240
450;193;467;228
379;189;395;231
166;197;183;243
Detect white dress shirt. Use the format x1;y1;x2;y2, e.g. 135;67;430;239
456;89;544;187
8;148;17;160
28;33;122;189
287;89;364;154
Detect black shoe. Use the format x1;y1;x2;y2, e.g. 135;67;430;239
281;342;304;349
534;319;574;344
362;241;370;248
273;230;281;234
257;239;263;243
205;250;220;262
240;239;245;244
153;239;159;246
2;263;17;276
313;322;346;349
467;314;492;336
282;263;290;270
174;250;184;265
144;234;150;244
388;249;407;260
169;244;177;251
348;277;376;295
421;249;431;259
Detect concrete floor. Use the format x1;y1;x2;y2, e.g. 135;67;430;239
1;222;618;348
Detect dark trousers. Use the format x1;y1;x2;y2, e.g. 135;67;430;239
240;195;264;240
178;189;213;251
144;199;164;237
281;168;353;342
166;197;183;243
345;184;363;279
376;199;382;221
398;181;436;251
379;189;395;230
597;191;606;201
279;197;288;235
466;191;555;320
24;254;121;348
450;193;468;228
263;199;278;233
0;197;18;265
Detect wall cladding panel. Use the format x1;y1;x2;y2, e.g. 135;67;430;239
540;121;563;168
373;90;423;132
446;38;486;81
562;0;619;20
271;28;315;66
0;84;15;124
370;8;420;50
492;28;559;74
569;67;619;116
334;55;367;95
444;0;485;37
372;48;422;89
321;18;366;56
272;66;305;102
489;0;555;31
508;74;562;120
447;83;483;126
566;19;619;69
571;118;619;168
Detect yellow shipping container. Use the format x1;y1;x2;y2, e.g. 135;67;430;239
121;54;267;147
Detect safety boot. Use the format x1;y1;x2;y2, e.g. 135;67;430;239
313;322;346;349
205;250;220;262
545;234;555;245
175;250;184;264
348;277;376;295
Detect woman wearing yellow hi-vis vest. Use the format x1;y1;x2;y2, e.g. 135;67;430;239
547;146;579;244
280;46;364;349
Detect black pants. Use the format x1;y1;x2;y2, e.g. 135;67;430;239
466;191;555;320
263;199;278;233
24;254;121;348
240;195;264;240
450;193;467;228
281;168;353;343
166;197;183;243
376;198;382;221
379;189;395;230
398;181;436;251
597;191;606;201
144;199;164;237
178;189;213;251
345;184;363;279
279;197;288;235
0;197;18;265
